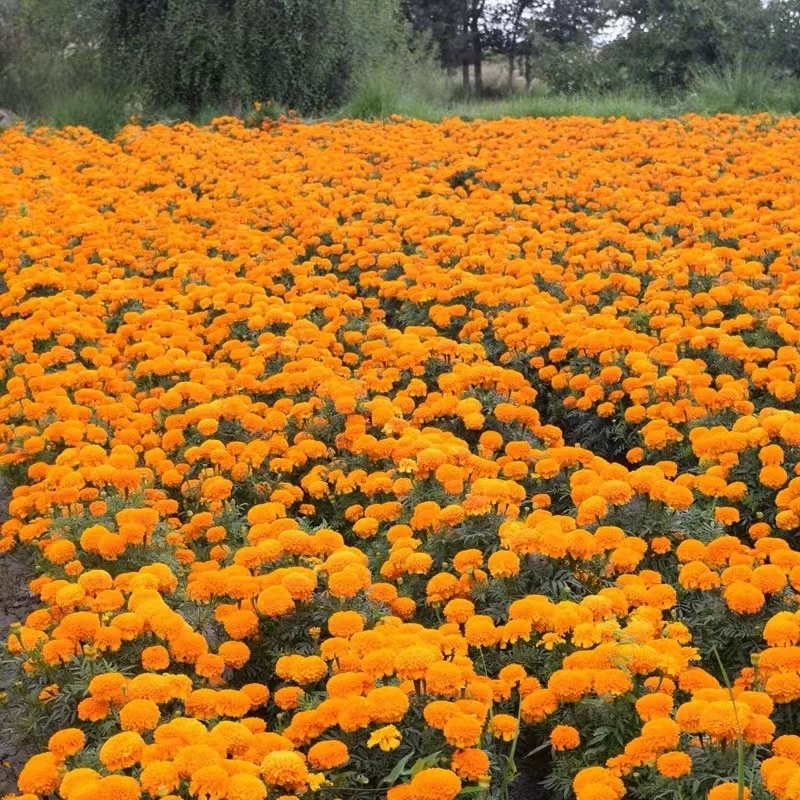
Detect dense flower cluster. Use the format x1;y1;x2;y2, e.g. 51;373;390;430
3;114;800;799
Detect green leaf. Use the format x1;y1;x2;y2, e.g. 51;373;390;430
381;751;416;786
410;751;443;777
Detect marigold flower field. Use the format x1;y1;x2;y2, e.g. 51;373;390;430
4;114;800;800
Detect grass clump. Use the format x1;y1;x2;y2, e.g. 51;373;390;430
47;85;127;138
688;56;800;114
342;64;445;121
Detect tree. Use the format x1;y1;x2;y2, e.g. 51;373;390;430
765;0;800;76
402;0;488;94
101;0;406;114
609;0;768;90
533;0;611;45
485;1;536;88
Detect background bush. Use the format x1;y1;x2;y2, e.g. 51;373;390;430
3;0;800;129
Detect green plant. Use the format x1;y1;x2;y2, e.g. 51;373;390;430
46;84;127;138
688;55;796;113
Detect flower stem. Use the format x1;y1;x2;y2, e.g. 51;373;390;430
712;645;745;800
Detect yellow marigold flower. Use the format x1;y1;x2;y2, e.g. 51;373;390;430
367;725;402;751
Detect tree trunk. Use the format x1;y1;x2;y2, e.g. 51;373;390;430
524;51;532;89
470;16;482;96
508;50;515;89
462;60;470;94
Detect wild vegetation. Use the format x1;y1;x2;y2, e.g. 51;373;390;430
3;0;800;132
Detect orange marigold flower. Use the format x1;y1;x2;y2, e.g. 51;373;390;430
307;740;349;770
58;767;101;799
190;764;230;799
140;760;180;797
723;581;765;614
119;699;161;733
260;751;309;791
489;713;518;741
451;748;490;782
635;693;673;721
708;785;749;800
520;688;558;723
573;766;625;800
550;724;580;750
18;752;60;795
218;640;251;669
274;686;305;710
256;586;295;617
425;661;467;698
92;775;141;800
98;731;145;770
227;774;267;800
365;686;410;723
48;727;86;758
715;506;740;525
641;717;680;751
655;751;691;778
443;712;483;748
487;550;520;578
408;768;462;800
327;610;364;638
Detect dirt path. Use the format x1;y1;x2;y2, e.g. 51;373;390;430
0;478;38;795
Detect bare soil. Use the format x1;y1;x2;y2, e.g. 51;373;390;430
0;478;38;794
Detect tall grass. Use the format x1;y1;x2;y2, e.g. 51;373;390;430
343;72;672;122
342;63;446;121
688;56;800;114
47;85;127;138
450;88;672;121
